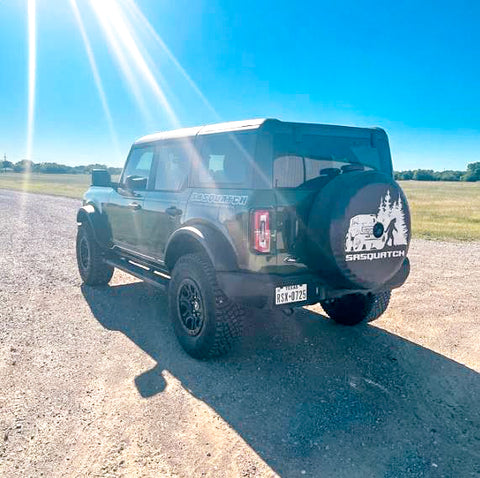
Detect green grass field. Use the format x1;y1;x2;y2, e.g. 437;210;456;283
398;181;480;241
0;173;479;241
0;172;92;199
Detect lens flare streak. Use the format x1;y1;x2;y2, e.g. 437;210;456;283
70;0;120;156
88;1;153;127
20;0;37;221
120;0;220;120
26;0;36;161
89;0;180;128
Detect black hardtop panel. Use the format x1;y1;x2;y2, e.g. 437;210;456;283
260;118;383;139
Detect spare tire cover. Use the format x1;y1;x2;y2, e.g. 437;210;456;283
307;170;411;289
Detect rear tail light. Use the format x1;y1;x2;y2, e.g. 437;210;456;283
252;209;271;253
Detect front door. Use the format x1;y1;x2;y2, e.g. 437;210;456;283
139;139;191;263
104;144;155;253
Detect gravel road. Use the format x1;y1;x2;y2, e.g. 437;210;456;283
0;189;479;478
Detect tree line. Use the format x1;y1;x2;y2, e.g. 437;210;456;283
394;162;480;182
1;159;122;176
2;158;480;182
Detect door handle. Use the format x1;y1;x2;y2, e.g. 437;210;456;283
166;206;182;217
128;202;142;210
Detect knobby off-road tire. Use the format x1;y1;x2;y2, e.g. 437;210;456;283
169;253;244;359
321;290;391;326
76;223;114;286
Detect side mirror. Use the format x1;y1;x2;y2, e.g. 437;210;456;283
91;169;112;187
125;175;147;191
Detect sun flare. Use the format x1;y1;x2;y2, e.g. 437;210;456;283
89;0;180;128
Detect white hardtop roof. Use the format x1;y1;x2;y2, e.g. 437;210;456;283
134;118;269;145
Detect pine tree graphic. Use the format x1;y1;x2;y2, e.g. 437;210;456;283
377;196;387;225
384;190;391;217
392;196;408;245
376;190;408;246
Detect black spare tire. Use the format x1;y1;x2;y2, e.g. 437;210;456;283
307;170;411;289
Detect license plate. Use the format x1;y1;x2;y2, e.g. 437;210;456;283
275;284;307;305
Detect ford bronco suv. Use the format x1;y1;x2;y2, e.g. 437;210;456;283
76;119;410;358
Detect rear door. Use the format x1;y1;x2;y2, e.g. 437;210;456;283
105;144;155;251
139;139;192;262
273;150;318;270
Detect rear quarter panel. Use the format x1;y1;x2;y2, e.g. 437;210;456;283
184;188;277;273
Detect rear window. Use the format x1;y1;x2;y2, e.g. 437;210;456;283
197;131;256;188
273;134;382;188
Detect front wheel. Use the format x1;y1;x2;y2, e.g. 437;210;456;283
76;223;114;286
321;291;391;325
168;253;244;359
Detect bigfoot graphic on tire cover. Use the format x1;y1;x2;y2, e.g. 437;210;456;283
345;190;408;253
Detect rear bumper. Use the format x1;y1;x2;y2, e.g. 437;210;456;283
217;258;410;309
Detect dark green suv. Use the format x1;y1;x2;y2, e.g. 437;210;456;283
76;119;411;358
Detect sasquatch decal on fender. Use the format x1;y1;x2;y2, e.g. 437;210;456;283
190;192;248;207
345;190;409;261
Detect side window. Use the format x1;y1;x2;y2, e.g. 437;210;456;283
197;132;255;187
154;141;190;191
121;145;155;187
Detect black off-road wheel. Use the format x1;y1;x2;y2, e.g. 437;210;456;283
168;253;244;359
76;223;114;286
321;290;391;326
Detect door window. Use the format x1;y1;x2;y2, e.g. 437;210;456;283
154;141;191;191
121;145;155;188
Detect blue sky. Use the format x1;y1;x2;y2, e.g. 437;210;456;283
0;0;479;170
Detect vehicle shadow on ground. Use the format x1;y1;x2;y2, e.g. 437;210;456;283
81;282;480;478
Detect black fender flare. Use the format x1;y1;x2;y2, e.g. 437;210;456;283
164;224;239;272
76;204;111;249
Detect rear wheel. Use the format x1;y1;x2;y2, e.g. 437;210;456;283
321;290;391;325
76;223;114;286
169;253;244;359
